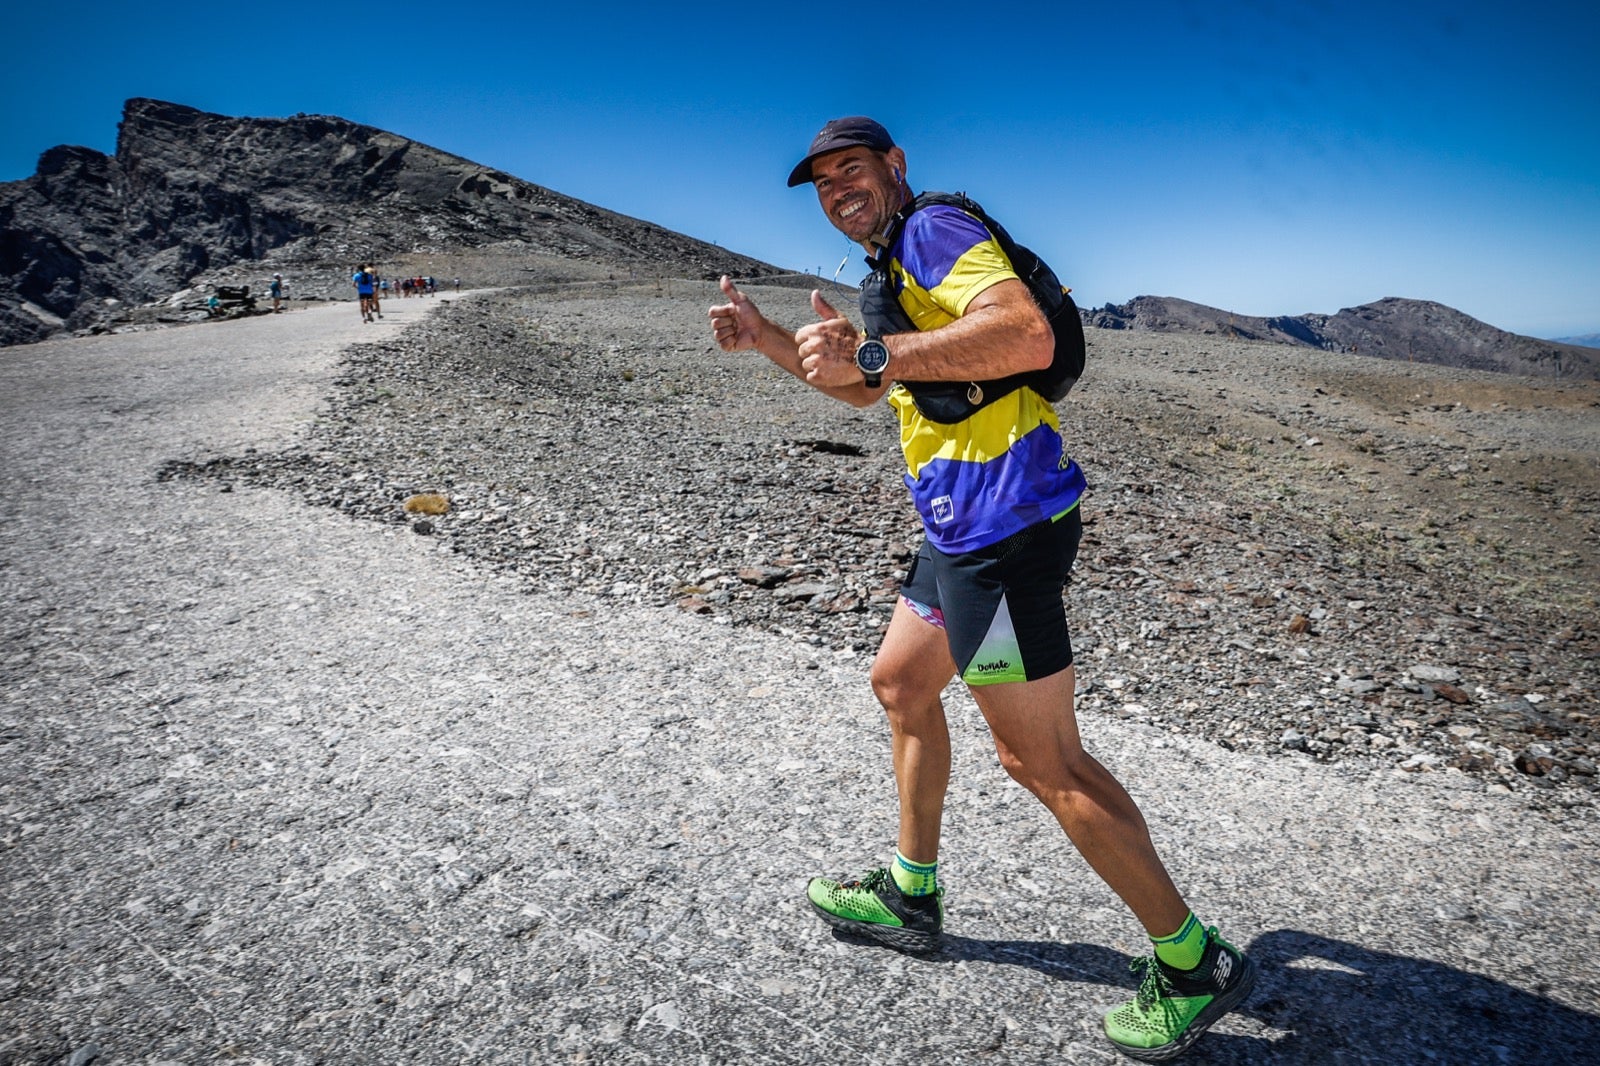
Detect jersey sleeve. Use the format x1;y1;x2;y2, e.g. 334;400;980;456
894;205;1018;327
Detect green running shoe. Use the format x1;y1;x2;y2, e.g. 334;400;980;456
1104;927;1255;1062
806;866;944;953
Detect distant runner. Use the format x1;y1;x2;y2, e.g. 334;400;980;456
352;264;380;323
708;117;1255;1062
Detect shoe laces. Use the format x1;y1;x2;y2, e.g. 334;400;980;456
847;868;894;893
1129;955;1175;1010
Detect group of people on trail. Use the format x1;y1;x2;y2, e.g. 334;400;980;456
708;116;1256;1062
396;275;437;297
351;268;447;321
199;267;456;324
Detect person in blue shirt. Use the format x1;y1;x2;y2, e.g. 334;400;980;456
352;264;379;323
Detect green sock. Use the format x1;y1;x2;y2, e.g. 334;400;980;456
890;851;938;897
1151;912;1207;971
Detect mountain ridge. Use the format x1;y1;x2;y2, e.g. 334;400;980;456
2;98;1595;383
1085;294;1598;380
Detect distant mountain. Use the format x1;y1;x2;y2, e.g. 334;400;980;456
1084;295;1600;380
1552;333;1600;349
0;98;786;347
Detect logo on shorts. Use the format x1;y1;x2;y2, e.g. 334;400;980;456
931;495;954;524
972;660;1012;674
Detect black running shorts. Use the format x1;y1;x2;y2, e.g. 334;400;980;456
900;506;1082;687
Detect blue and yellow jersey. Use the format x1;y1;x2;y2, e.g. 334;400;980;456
884;204;1086;553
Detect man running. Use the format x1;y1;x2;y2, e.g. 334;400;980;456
708;116;1254;1061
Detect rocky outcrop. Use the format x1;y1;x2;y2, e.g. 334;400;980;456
1;145;129;344
0;98;785;346
1085;294;1600;380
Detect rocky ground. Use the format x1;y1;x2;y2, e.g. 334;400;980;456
159;279;1600;803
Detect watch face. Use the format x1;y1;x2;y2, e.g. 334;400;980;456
856;339;890;374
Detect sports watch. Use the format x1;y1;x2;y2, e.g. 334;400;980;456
855;337;890;387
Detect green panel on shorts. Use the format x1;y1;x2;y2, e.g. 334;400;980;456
962;592;1028;686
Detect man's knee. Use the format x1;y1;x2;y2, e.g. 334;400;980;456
870;657;916;710
993;735;1095;798
993;739;1040;790
870;656;946;725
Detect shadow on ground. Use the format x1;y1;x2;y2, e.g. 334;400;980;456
831;927;1598;1064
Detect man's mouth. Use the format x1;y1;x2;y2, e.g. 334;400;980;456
837;196;868;222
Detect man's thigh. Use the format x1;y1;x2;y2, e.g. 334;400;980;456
872;598;958;706
968;664;1082;762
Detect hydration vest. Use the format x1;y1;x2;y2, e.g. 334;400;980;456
859;192;1085;424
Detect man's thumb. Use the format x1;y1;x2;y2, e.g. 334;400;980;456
811;290;841;321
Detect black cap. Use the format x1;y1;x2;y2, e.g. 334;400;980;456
787;116;895;187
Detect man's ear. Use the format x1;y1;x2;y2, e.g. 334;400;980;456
886;146;907;182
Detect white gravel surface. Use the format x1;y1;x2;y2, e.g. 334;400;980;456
3;296;1598;1065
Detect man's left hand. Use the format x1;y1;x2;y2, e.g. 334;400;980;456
797;291;869;387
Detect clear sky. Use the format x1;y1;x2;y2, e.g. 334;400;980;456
5;0;1597;338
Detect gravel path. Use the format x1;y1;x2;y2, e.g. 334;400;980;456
3;291;1598;1064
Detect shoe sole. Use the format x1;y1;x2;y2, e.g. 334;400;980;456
808;900;942;954
1111;953;1257;1063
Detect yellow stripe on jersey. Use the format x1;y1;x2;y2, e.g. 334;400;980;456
889;386;1063;480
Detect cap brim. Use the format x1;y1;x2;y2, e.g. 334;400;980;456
787;154;822;188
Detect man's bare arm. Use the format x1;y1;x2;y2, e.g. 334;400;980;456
882;279;1052;382
710;276;883;406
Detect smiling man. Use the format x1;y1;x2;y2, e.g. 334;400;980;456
708;116;1254;1061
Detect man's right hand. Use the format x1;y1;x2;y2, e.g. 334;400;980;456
708;275;764;352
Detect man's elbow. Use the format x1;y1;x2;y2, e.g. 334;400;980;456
1018;312;1054;372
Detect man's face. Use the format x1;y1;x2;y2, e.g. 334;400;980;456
811;146;907;245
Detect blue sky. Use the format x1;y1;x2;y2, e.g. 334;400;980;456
5;1;1597;338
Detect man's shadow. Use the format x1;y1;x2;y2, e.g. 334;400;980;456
831;927;1600;1064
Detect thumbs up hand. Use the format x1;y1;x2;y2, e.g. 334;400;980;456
810;289;844;323
797;289;867;387
708;275;764;351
